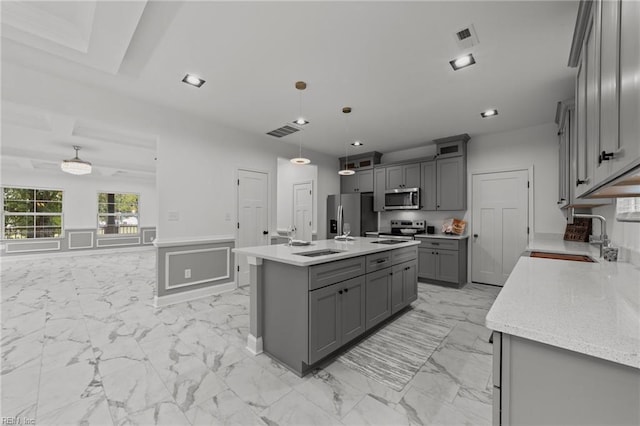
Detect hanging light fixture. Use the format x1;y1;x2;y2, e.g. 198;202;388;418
338;107;356;176
61;145;92;175
290;81;311;165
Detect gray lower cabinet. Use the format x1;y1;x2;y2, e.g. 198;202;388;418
365;268;392;330
309;275;365;365
492;331;640;425
263;246;418;376
417;237;467;287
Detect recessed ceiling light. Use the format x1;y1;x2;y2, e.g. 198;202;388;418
293;118;309;126
449;54;476;70
182;74;205;88
481;109;498;118
351;141;363;147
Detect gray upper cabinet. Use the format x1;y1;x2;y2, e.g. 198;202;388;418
341;169;374;193
569;0;640;198
373;167;386;211
437;156;466;210
421;161;437;211
385;163;421;189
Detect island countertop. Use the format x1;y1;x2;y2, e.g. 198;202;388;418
233;237;420;267
486;236;640;369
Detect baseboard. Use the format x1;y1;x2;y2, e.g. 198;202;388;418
154;281;236;307
246;334;263;355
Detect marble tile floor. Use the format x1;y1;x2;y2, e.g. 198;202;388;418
1;249;501;425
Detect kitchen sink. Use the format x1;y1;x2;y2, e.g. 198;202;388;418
370;239;407;245
295;249;345;257
529;251;596;262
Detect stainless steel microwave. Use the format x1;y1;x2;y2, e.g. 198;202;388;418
384;188;420;210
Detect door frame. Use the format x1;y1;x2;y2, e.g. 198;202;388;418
236;167;271;286
292;180;314;240
468;165;534;285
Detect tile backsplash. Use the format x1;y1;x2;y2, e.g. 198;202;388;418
379;210;467;233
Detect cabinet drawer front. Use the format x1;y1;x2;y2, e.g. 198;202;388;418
365;251;393;273
309;257;365;290
418;239;459;250
392;247;418;264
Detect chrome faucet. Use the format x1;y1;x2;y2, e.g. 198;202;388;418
568;208;609;257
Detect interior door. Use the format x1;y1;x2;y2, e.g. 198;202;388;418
472;170;529;286
237;169;269;286
293;181;313;242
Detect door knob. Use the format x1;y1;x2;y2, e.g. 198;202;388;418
473;234;478;238
263;231;268;235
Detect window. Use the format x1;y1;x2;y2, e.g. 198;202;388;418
2;187;63;239
98;192;139;235
616;197;640;222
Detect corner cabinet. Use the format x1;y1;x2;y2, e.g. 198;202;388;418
569;0;640;199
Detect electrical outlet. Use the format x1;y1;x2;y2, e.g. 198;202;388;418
184;269;191;279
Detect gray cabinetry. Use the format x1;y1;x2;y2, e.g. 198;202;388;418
436;156;466;210
365;268;392;329
492;331;640;425
421;161;437;211
341;169;374;193
373;167;386;211
391;260;418;314
385;163;421;189
417;237;467;287
309;275;365;365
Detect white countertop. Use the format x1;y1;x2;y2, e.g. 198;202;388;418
233;237;420;267
414;233;469;240
486;236;640;369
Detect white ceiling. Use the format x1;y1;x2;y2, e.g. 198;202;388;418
1;1;579;160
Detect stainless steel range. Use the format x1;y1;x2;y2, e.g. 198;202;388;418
378;220;426;240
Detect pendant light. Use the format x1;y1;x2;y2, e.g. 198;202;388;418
290;81;311;165
61;145;92;175
338;107;355;176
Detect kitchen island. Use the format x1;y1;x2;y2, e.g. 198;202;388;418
233;237;420;375
486;235;640;425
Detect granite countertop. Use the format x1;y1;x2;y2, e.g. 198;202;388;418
233;237;420;267
486;235;640;369
414;233;469;240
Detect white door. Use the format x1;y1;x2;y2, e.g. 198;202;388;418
472;170;529;286
293;181;313;242
237;169;269;286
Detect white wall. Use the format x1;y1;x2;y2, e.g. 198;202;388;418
2;63;340;242
276;157;318;234
1;167;157;229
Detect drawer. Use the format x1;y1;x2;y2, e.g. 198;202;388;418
392;246;418;264
365;251;393;273
309;256;365;290
418;238;459;250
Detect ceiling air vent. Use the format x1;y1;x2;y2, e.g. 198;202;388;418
266;124;300;138
454;24;479;49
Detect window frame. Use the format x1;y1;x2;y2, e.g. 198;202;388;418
1;186;64;240
96;191;140;237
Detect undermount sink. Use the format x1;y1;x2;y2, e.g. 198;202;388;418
295;249;345;257
529;251;596;262
370;239;406;245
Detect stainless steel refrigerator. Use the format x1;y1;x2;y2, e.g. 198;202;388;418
327;193;377;238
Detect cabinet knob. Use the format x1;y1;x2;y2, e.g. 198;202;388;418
263;230;269;235
473;234;478;238
599;151;615;164
338;290;343;294
576;178;586;186
344;288;349;293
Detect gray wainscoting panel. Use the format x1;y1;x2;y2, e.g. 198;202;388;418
96;236;141;247
142;228;156;244
157;241;235;297
5;240;60;253
68;231;94;250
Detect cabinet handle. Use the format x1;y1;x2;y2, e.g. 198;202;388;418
576;178;587;186
431;251;435;254
338;290;343;294
389;272;393;276
473;234;479;238
376;259;387;264
599;151;614;164
432;242;439;245
344;288;349;293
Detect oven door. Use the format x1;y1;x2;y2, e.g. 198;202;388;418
384;188;420;210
